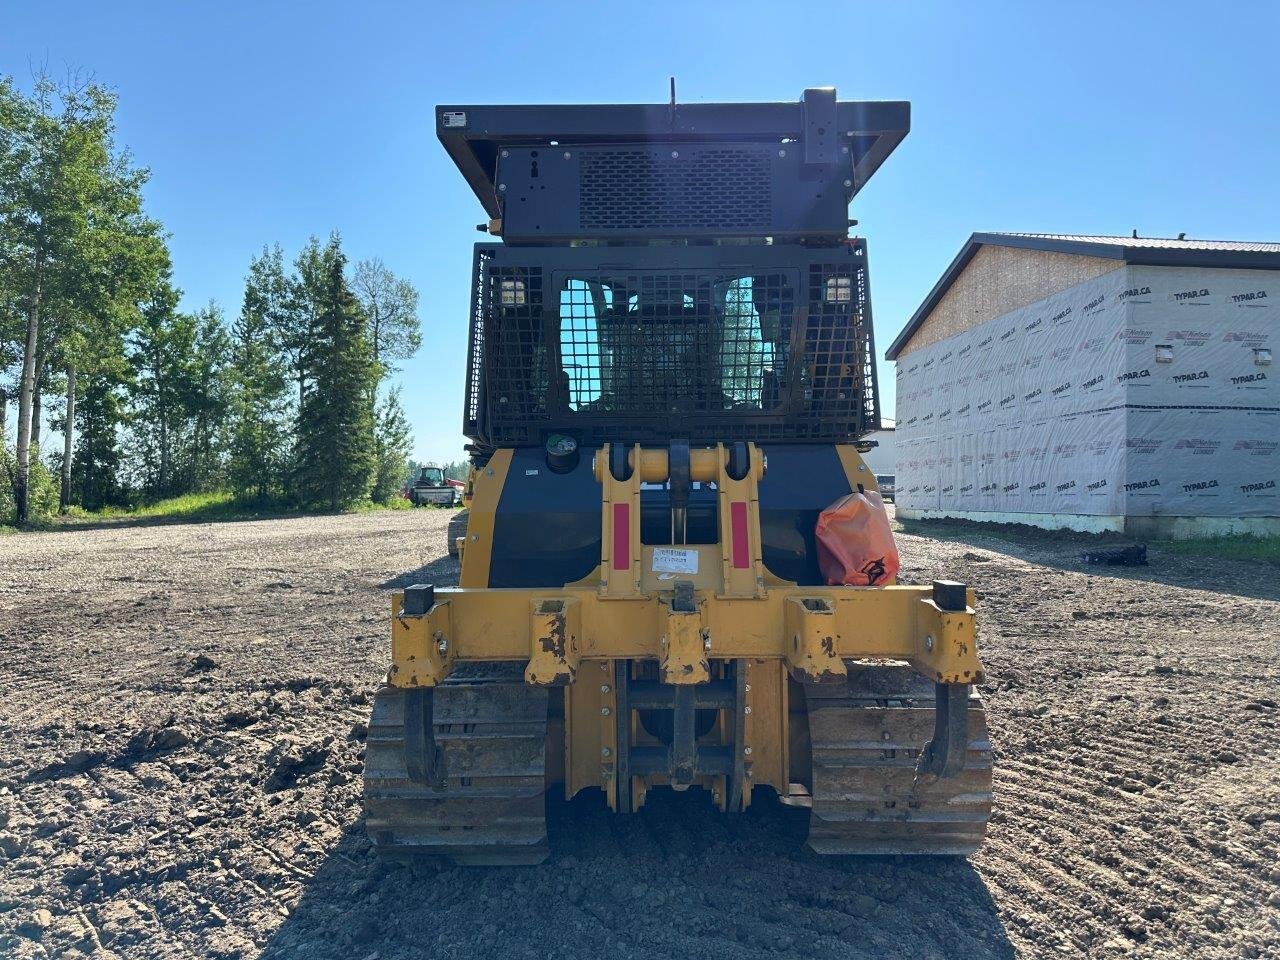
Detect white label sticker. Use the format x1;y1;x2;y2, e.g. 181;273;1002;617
652;548;699;575
524;469;539;476
442;111;467;128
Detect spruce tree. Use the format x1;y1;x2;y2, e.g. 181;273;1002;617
372;386;413;503
293;238;377;509
128;276;193;496
71;355;130;510
184;303;232;491
228;250;291;501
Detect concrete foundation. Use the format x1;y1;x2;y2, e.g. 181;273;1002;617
897;507;1279;540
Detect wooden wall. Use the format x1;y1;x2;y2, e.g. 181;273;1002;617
896;245;1123;356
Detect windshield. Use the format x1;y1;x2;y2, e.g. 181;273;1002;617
419;468;444;485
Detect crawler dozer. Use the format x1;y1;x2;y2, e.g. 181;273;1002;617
363;88;993;864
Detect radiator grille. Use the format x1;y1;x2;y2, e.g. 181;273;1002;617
579;149;771;232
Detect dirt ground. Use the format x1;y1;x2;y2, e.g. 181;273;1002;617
1;509;1277;960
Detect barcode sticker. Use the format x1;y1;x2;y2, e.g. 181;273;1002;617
652;548;699;574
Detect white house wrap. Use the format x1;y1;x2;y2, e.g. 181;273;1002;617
887;235;1278;536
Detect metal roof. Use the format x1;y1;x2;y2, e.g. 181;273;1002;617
886;232;1280;360
989;233;1280;254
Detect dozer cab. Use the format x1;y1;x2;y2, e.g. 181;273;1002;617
363;88;993;864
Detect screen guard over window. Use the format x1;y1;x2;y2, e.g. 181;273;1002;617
558;273;794;416
463;242;880;446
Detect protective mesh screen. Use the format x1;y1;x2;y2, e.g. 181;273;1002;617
806;259;879;433
579;149;771;232
558;272;792;417
483;265;547;421
468;253;876;446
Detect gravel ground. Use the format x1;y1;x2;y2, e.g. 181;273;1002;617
1;509;1277;959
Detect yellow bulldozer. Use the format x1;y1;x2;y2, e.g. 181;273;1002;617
362;88;992;864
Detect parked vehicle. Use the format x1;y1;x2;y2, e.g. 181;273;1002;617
408;464;462;507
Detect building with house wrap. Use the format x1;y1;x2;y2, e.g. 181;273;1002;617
886;233;1278;538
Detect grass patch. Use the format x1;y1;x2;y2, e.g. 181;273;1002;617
63;491;292;526
346;496;414;513
89;491;241;521
1154;535;1280;565
50;491;419;529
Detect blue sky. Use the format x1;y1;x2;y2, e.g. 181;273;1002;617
5;1;1278;460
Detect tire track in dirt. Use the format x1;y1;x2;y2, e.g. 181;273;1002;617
1;512;1278;959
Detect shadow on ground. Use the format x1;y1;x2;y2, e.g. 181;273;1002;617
261;790;1012;960
379;555;461;592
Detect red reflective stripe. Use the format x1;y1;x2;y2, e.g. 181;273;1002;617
612;502;630;569
730;501;750;569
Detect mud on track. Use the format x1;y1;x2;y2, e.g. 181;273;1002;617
1;510;1277;959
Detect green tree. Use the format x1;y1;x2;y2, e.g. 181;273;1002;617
282;236;332;416
228;250;291;501
127;287;231;498
293;237;377;509
372;386;412;503
71;346;131;510
0;73;164;521
183;302;232;491
128;275;191;496
442;460;469;482
352;257;421;380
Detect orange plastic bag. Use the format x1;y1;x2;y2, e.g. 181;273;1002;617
815;490;899;587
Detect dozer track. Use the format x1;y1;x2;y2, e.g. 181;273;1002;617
803;664;993;856
363;664;549;865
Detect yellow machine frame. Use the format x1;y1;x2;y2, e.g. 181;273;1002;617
388;443;984;812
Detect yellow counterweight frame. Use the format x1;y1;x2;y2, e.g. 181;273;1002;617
389;442;984;810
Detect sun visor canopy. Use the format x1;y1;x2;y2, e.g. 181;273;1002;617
435;89;910;243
